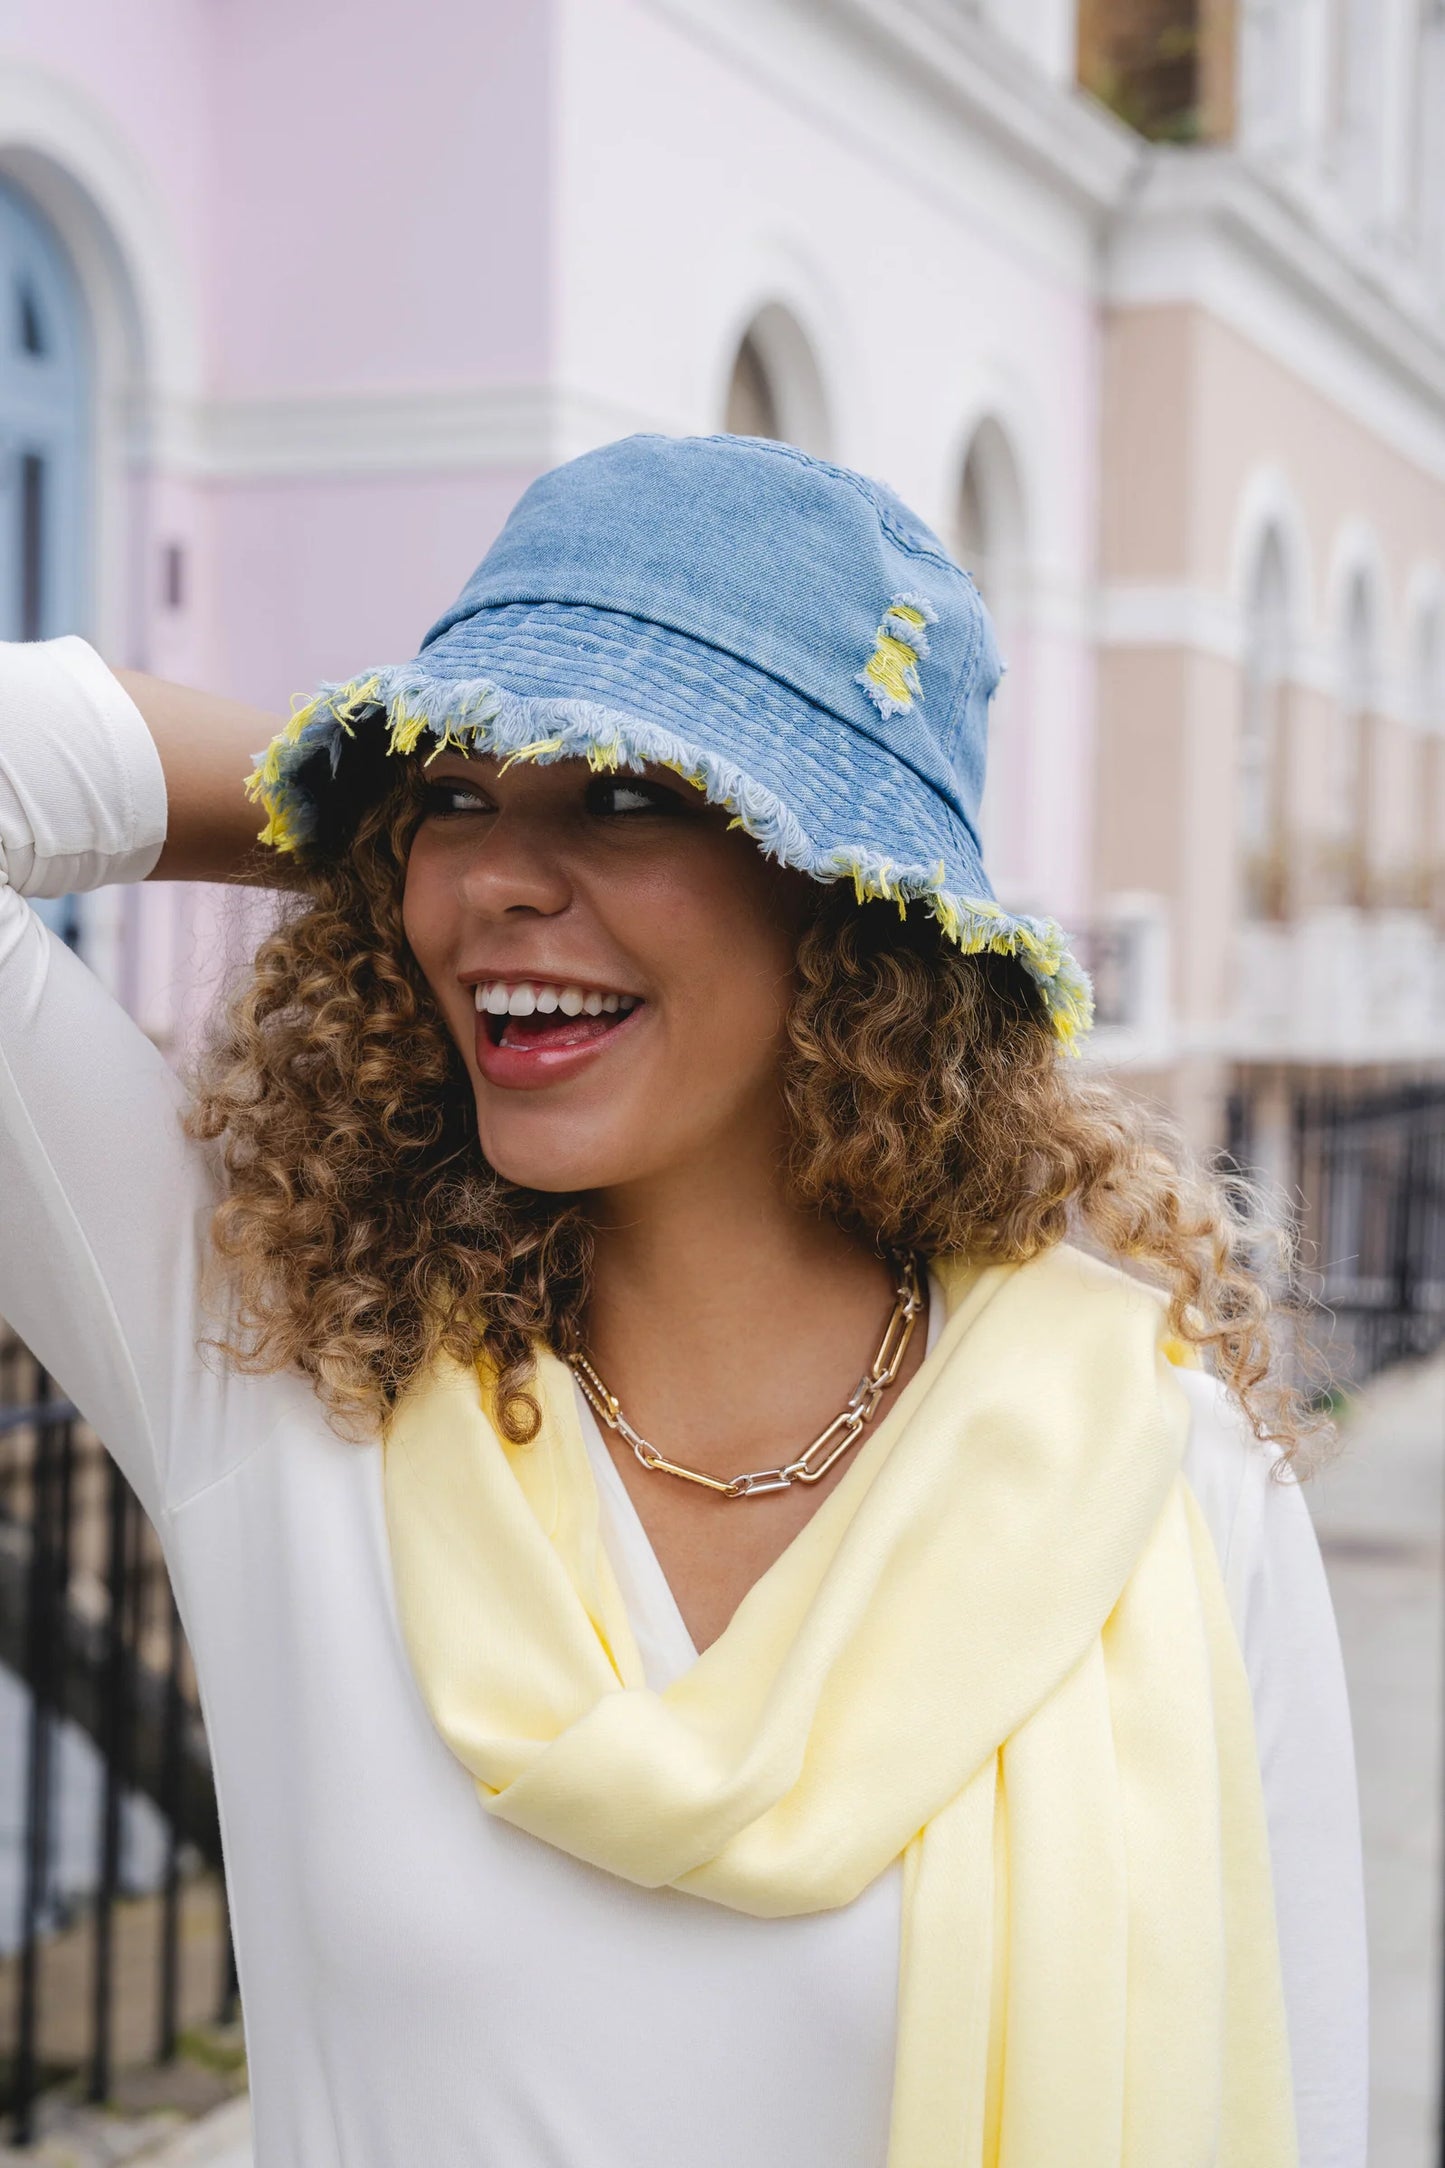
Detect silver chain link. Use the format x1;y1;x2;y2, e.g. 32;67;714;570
568;1254;924;1500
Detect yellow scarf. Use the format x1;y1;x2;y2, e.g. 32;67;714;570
382;1240;1297;2166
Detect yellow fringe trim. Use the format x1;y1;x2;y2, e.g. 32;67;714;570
498;736;564;774
242;675;1092;1051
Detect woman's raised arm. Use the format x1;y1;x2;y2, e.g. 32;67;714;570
0;637;278;1526
113;667;278;885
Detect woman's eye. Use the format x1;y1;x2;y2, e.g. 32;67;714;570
420;780;492;817
590;778;684;816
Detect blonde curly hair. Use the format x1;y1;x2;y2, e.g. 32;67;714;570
183;758;1331;1470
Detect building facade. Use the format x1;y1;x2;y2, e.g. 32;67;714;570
1088;0;1445;1186
2;0;1444;1164
0;0;1128;1060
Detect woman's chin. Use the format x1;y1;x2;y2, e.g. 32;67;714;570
472;1111;654;1196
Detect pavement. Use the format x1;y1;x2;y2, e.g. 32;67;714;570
143;2100;249;2168
1309;1347;1445;2168
0;2095;249;2168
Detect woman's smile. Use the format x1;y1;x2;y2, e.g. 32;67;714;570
401;751;812;1192
469;974;648;1088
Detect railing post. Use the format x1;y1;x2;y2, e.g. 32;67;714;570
12;1379;60;2146
218;1883;240;2027
157;1581;185;2063
88;1458;133;2104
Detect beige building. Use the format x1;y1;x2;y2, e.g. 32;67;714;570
1084;1;1445;1196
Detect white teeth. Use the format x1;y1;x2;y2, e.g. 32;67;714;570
473;980;639;1019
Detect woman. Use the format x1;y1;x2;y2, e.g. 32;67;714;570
0;431;1365;2166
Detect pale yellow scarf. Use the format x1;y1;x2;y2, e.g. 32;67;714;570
382;1240;1297;2166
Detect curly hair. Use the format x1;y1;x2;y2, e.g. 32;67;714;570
183;759;1332;1472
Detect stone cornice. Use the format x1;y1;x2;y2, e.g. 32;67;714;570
1107;148;1445;435
815;0;1140;216
135;381;679;482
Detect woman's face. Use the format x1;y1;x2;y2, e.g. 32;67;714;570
400;751;815;1194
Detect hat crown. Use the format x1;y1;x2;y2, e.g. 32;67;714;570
421;433;998;845
244;428;1093;1045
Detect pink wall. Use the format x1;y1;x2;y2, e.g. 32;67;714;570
209;468;539;711
204;0;553;394
7;3;557;708
13;0;553;398
202;1;551;709
10;0;217;349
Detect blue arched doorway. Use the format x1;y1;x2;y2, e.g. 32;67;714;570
0;181;89;945
0;179;88;643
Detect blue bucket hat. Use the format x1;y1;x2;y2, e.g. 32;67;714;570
246;432;1093;1048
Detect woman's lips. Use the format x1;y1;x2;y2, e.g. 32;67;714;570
472;998;645;1089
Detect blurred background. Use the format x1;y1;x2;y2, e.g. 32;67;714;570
2;0;1444;2160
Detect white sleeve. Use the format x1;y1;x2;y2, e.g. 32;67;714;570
0;635;228;1524
1179;1367;1370;2168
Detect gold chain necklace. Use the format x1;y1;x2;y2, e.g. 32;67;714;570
568;1254;925;1500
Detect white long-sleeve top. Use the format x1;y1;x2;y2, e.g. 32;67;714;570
0;636;1368;2168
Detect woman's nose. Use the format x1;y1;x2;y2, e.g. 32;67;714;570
454;809;574;919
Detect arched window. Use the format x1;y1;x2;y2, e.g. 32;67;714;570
0;181;88;641
953;419;1028;883
721;304;829;456
1239;529;1292;920
724;332;780;442
1337;573;1378;910
954;418;1025;614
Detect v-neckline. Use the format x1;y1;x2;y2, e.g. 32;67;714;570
573;1269;947;1691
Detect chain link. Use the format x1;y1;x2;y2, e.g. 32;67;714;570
568;1255;925;1500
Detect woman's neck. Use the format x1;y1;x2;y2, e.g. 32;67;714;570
584;1140;911;1478
578;1122;933;1654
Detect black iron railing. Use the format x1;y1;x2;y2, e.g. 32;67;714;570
1226;1078;1445;1391
1;1335;237;2145
1227;1073;1445;2166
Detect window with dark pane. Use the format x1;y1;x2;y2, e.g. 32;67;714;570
17;276;44;356
20;451;43;640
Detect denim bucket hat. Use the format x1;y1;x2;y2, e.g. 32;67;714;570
246;432;1093;1048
